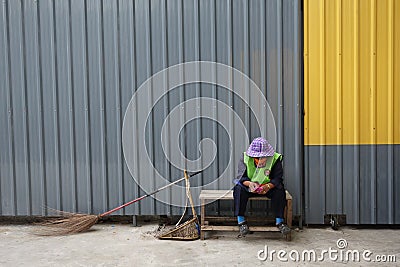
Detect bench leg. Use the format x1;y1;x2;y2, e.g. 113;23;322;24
285;199;292;241
200;199;205;240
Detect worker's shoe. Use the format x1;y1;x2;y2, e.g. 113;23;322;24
277;222;291;235
238;222;250;236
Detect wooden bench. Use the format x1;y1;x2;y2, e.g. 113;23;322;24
199;190;292;241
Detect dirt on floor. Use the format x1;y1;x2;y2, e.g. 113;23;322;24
0;223;399;267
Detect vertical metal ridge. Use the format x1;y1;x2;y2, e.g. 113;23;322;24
194;0;202;187
4;0;17;215
353;1;360;145
319;0;326;215
0;0;4;216
144;0;155;214
67;0;77;212
353;0;360;224
387;0;394;223
259;0;266;161
228;0;233;67
228;0;234;179
115;0;124;214
132;0;140;214
179;0;185;213
134;0;141;214
336;0;343;213
150;0;156;214
51;0;62;211
277;1;286;151
303;0;309;145
35;0;47;216
84;0;94;214
162;0;171;215
99;0;108;212
370;0;377;223
20;0;32;215
387;0;394;145
337;0;342;145
293;0;303;225
211;4;219;212
246;0;254;213
320;0;326;144
277;0;283;153
118;0;126;214
211;0;218;189
112;0;122;213
243;0;249;140
263;0;267;105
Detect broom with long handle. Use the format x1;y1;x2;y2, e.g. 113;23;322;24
38;171;203;235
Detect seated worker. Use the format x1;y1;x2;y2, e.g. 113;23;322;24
233;137;291;236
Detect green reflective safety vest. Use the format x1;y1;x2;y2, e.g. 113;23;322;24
243;152;282;185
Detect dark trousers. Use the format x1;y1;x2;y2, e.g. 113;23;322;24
233;184;286;219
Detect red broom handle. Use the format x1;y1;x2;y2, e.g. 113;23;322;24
100;171;202;217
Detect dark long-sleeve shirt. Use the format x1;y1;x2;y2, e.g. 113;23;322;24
233;153;284;189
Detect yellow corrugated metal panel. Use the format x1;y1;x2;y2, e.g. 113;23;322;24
304;0;400;145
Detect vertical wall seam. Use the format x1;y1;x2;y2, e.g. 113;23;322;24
387;0;394;223
303;0;309;220
320;0;325;144
278;0;283;153
179;0;185;213
212;1;217;188
130;0;137;214
67;0;77;213
212;0;218;189
163;0;171;215
83;0;93;213
320;0;326;216
20;0;32;215
100;0;109;212
294;0;301;224
116;0;124;214
370;0;377;223
387;0;394;145
132;0;140;214
228;0;234;179
145;1;154;213
0;0;4;216
263;0;267;112
115;0;122;214
336;0;343;214
4;0;17;215
259;0;266;164
195;0;202;192
52;1;62;210
337;0;342;144
303;0;308;146
354;0;360;224
36;0;47;216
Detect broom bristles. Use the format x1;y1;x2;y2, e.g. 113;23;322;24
35;209;99;236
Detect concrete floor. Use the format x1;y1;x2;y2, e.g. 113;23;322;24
0;223;399;266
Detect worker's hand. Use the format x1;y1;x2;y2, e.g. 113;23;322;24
248;182;260;192
257;189;267;195
256;185;267;195
252;184;270;195
258;184;269;195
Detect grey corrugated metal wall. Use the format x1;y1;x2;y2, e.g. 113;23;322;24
305;145;400;224
0;0;302;217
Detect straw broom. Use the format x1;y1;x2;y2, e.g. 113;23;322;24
37;171;202;235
